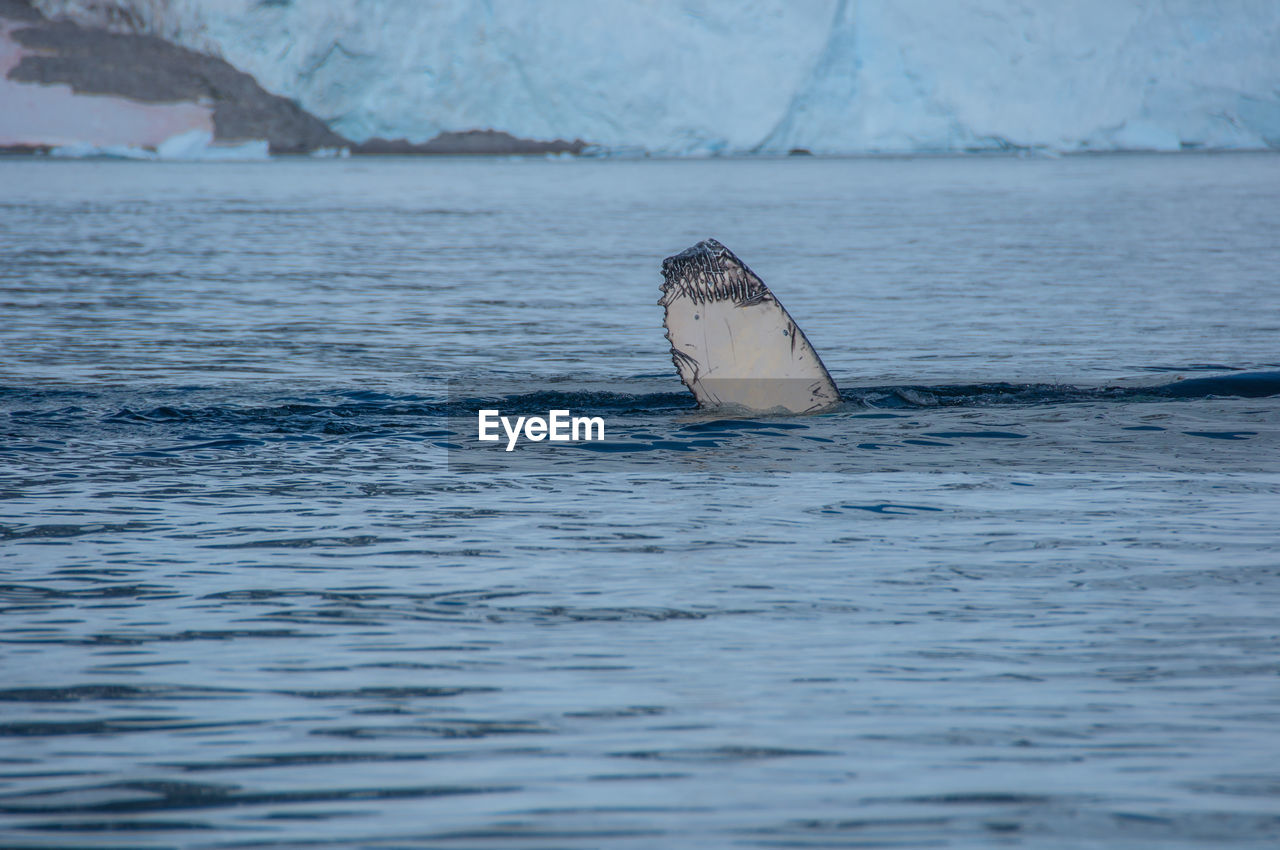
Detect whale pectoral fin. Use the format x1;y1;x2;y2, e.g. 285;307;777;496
659;239;840;414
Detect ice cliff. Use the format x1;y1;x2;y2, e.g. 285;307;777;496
33;0;1280;154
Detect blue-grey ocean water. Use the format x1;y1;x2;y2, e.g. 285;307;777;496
1;154;1279;849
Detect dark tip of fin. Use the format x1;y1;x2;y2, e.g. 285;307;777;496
659;238;767;306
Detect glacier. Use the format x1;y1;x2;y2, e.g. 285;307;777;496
32;0;1280;155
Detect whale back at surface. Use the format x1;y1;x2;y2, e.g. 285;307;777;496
659;239;840;414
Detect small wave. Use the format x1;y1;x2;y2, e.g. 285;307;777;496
847;370;1280;409
0;779;514;815
1;374;1274;448
1148;371;1280;399
75;391;688;434
94;373;1280;428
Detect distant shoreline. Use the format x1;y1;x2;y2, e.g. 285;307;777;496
3;146;1275;161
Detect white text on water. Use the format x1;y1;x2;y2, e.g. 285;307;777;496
478;409;606;451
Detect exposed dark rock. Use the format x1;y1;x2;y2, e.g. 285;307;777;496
5;13;349;153
0;145;46;153
356;129;587;156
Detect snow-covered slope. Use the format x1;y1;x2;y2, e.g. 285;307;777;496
34;0;1280;154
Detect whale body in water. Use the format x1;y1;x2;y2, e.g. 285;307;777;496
660;239;840;414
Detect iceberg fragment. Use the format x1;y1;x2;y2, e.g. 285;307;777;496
156;129;269;160
49;141;154;159
45;129;270;160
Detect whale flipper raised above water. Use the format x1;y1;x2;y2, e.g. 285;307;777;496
660;239;840;414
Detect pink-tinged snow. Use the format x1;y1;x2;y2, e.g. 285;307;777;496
0;19;212;149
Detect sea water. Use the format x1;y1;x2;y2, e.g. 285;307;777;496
1;154;1278;848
